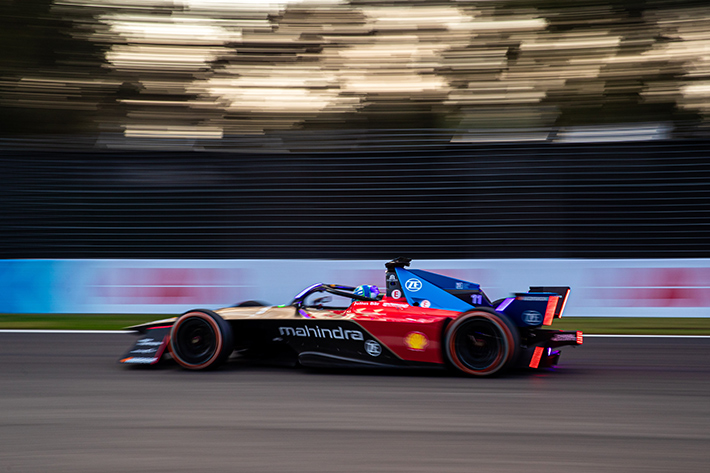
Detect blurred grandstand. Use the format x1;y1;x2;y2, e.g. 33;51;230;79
1;1;710;260
2;0;710;140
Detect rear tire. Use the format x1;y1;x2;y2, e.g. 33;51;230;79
445;310;519;376
170;309;233;370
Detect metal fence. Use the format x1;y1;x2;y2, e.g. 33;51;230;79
2;135;709;259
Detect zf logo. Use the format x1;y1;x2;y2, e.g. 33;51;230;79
364;340;382;357
405;278;423;292
522;310;542;325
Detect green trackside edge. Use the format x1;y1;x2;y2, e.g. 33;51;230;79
0;314;163;331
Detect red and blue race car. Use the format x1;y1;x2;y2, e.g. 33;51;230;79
120;257;581;376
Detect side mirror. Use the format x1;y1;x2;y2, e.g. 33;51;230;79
312;296;332;306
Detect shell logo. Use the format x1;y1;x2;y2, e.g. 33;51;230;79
404;331;429;351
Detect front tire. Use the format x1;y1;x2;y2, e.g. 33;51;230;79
444;310;520;376
170;309;233;370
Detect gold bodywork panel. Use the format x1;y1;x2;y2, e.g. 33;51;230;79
216;306;347;320
128;305;350;332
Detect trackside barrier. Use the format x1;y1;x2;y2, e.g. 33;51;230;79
0;259;709;316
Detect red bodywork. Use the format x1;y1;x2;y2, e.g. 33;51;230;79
345;298;458;364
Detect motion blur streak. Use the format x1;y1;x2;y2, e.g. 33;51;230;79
3;142;710;259
2;1;710;137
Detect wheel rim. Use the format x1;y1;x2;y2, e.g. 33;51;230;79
453;319;505;372
174;317;217;365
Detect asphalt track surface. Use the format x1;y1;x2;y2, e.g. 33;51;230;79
1;333;708;473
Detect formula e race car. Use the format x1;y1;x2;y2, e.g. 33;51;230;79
120;258;582;376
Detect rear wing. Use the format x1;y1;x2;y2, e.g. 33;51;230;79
529;286;571;320
497;286;570;327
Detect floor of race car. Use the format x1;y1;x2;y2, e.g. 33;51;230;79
1;333;708;473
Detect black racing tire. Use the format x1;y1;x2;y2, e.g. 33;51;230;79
170;309;234;370
444;310;520;376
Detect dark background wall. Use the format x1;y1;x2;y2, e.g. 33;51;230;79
3;138;709;260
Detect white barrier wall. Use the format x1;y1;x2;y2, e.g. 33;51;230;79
1;259;709;316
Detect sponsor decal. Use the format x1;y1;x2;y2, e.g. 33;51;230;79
136;338;163;346
404;332;428;351
356;301;408;309
551;333;577;342
456;282;464;289
391;289;402;299
383;302;408;308
420;300;431;308
522;310;543;325
130;348;160;354
405;278;423;292
120;356;159;364
364;340;382;357
518;296;549;301
278;325;364;341
387;274;396;282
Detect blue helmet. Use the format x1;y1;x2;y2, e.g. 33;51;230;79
353;284;380;300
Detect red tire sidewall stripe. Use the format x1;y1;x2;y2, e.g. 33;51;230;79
448;312;514;375
171;312;224;370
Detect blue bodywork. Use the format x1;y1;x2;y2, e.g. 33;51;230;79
395;267;561;328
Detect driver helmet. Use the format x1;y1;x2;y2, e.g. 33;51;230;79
353;284;380;300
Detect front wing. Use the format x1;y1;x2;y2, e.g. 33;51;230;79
119;325;171;365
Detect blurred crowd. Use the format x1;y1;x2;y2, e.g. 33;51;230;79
2;0;710;139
